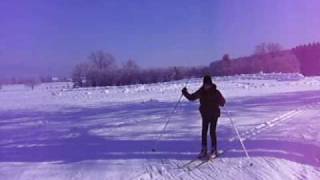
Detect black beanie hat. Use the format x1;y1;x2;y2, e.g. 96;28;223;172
203;75;213;85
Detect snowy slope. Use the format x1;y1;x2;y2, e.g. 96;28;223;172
0;73;320;180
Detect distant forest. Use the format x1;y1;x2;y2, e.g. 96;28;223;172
71;42;320;87
210;42;320;77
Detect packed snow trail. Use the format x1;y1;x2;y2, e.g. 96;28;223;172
0;73;320;180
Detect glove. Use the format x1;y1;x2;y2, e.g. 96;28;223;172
182;87;187;94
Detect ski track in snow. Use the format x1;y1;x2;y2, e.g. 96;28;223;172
140;102;320;178
1;73;320;180
228;101;320;143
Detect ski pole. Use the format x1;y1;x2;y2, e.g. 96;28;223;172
151;78;192;152
226;110;253;166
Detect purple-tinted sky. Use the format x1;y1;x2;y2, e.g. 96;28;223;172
1;0;320;78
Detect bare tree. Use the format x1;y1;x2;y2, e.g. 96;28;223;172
266;43;282;55
72;63;89;87
254;42;268;55
255;42;282;55
87;51;119;86
222;54;231;63
121;59;140;84
89;50;117;70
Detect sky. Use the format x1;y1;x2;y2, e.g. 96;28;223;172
1;0;320;78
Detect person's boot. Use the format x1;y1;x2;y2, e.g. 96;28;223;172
209;149;218;158
209;146;218;159
197;147;207;159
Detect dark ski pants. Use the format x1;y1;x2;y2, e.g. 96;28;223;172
200;114;218;151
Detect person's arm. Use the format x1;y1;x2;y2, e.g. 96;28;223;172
182;87;201;101
217;90;226;106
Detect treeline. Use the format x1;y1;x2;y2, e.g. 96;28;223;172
292;42;320;76
209;42;320;76
72;51;208;87
72;42;320;88
209;43;301;76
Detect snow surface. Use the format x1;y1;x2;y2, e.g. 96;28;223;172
0;73;320;180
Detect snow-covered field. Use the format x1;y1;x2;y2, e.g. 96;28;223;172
1;73;320;180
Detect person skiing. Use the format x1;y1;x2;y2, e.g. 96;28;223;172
182;75;225;159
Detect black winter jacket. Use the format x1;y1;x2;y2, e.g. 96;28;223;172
182;84;225;117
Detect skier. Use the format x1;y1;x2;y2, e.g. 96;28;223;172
182;75;225;159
